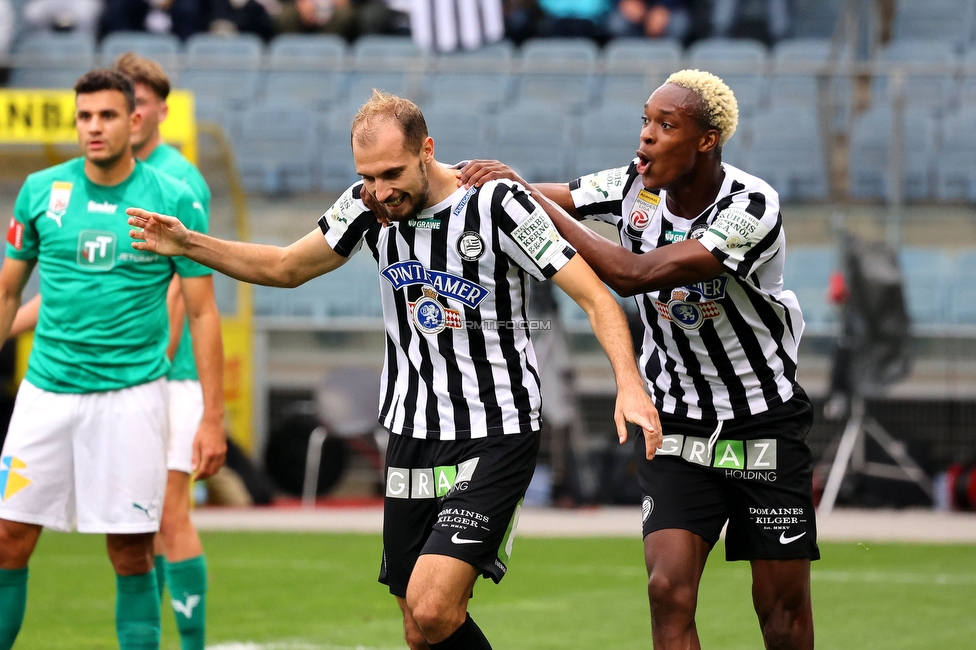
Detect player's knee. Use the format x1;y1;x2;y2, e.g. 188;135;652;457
106;533;155;575
402;620;428;650
407;593;464;641
0;521;37;568
647;570;696;613
758;597;812;650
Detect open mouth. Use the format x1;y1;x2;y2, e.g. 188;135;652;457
386;196;405;208
635;151;651;174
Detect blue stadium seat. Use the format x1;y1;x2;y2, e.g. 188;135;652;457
181;33;264;110
847;106;938;202
746;106;828;202
318;105;359;192
955;47;976;106
195;96;241;141
601;38;682;108
899;248;951;325
422;107;489;165
235;102;317;194
10;32;95;88
719;118;749;170
872;39;958;115
791;0;844;39
948;250;976;324
934;108;976;201
100;31;181;80
514;37;599;113
264;34;347;111
346;35;426;105
782;245;837;328
892;0;975;51
484;105;568;182
687;38;767;116
565;104;641;179
423;40;514;113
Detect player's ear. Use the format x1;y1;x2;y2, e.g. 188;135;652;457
130;107;142;133
422;136;434;162
698;128;720;154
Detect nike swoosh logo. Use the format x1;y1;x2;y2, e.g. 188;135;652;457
779;531;807;545
451;532;482;545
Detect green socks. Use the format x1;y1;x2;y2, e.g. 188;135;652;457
167;555;207;650
116;570;161;650
0;567;28;650
154;555;167;600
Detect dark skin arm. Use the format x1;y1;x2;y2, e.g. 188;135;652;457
457;160;726;297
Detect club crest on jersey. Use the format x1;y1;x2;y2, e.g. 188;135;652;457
382;261;490;309
628;189;660;232
655;289;721;331
687;223;710;240
46;181;72;227
410;286;462;335
456;232;485;261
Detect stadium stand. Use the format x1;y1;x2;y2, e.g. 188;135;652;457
948;250;976;325
9;31;95;89
782;245;836;329
872;39;958;116
847;105;939;202
515;37;599;113
485;104;569;182
235;102;317;194
181;33;263;110
686;37;767;116
601;37;682;108
899;248;952;325
746;105;828;202
346;35;425;106
890;0;975;51
565;104;640;180
317;104;360;192
99;31;181;80
420;106;490;166
264;33;347;112
422;40;515;113
934;108;976;202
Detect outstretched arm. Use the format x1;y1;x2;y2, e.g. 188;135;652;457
456;161;724;295
180;274;225;480
458;160;581;219
551;255;662;459
127;208;348;288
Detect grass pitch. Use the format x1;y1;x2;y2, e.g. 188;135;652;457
16;530;976;649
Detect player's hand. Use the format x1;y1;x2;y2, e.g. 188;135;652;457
360;185;392;228
458;160;528;189
191;418;227;481
614;384;663;460
127;207;190;257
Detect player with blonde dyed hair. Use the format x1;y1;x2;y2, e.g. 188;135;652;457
462;69;817;649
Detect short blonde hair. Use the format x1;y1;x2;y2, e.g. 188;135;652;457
351;89;428;153
664;69;738;147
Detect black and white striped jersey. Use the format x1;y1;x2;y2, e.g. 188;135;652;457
570;160;803;421
318;178;576;440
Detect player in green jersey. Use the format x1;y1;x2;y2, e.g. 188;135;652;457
0;70;224;650
7;53;219;650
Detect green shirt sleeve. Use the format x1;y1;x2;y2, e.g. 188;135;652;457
6;181;39;260
173;187;211;278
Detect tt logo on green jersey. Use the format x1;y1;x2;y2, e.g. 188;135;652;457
77;230;116;270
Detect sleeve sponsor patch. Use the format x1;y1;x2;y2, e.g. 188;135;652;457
582;166;625;200
6;218;23;250
324;186;359;235
511;207;563;269
706;208;768;251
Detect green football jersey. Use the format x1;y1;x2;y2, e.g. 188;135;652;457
6;157;210;393
145;143;212;382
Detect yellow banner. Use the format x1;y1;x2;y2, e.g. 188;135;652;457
0;89;198;164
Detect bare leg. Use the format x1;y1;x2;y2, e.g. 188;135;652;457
0;520;41;569
396;595;431;650
751;559;813;650
644;528;712;650
157;470;203;562
405;554;478;644
106;533;156;576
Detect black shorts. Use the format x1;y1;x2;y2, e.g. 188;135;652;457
637;387;820;562
378;431;540;597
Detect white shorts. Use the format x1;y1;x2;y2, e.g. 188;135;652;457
0;378;169;534
167;380;204;474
